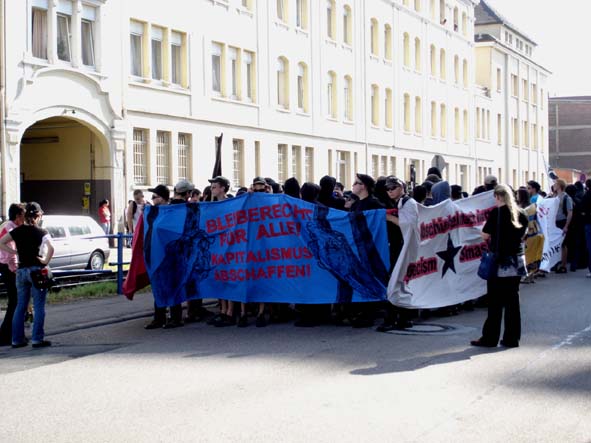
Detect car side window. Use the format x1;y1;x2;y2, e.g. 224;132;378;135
68;225;92;237
47;226;66;239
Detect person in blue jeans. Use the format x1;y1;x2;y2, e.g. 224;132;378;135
0;202;54;348
580;179;591;278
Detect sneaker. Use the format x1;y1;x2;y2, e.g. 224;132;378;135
32;340;52;348
255;314;267;328
162;320;184;329
213;314;236;327
237;315;248;328
144;320;165;330
11;341;28;349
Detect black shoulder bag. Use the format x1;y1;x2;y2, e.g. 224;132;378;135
478;208;500;280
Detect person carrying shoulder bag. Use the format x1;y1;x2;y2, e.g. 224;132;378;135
0;202;54;348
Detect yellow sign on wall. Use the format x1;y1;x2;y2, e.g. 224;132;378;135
84;182;91;195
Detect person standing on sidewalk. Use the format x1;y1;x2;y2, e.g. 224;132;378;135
554;179;573;274
144;185;171;330
98;199;111;235
580;179;591;278
0;202;54;348
0;204;26;346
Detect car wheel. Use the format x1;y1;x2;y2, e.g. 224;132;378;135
87;251;105;270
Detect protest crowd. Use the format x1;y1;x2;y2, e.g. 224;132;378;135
1;168;591;350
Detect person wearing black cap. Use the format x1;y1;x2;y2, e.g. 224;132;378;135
0;202;54;348
208;176;231;201
350;173;384;212
144;185;172;330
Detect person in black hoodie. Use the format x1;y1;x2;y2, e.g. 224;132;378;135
581;179;591;278
318;175;345;210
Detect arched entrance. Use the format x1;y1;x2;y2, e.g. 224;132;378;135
20;116;111;216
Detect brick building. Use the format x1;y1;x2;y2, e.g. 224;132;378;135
549;96;591;175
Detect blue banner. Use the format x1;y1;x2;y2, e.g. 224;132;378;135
143;194;389;307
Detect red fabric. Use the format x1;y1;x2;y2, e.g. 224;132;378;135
122;216;150;300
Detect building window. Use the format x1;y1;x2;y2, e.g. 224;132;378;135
292;145;302;182
156;131;170;184
327;71;337;118
133;129;148;185
297;62;308;112
343;5;352;45
541;89;545;109
57;12;72;62
384;25;392;60
130;21;144;77
385;88;393;129
372;155;379;178
531;84;538;105
229;47;240;99
463;109;469;143
244;51;256;102
277;144;288;183
277;57;289;109
454;55;459;84
32;7;48;59
305;147;314;182
462;12;467;35
454;107;460;142
476;108;481;139
81;6;96;67
371;19;379;56
371;84;379;126
430;0;436;20
415;38;421;71
462;59;468;87
380;156;388;177
415;97;422;134
242;0;253;10
440;0;446;24
390;157;397;176
440;104;447;138
277;0;287;23
403;33;410;67
296;0;308;29
430;45;436;76
415;0;421;12
212;42;224;95
511;74;518;97
496;68;502;91
430;101;437;137
497;113;502;145
151;26;163;80
453;7;459;31
403;93;411;132
344;75;353;121
533;123;538;149
170;32;183;86
522;79;528;102
327;0;336;39
439;48;446;80
523;121;529;147
233;139;245;187
255;141;261;177
177;133;191;181
512;118;519;146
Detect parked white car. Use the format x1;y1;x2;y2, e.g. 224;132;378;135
40;215;111;270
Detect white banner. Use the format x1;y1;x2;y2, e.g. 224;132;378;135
388;192;496;309
537;197;564;272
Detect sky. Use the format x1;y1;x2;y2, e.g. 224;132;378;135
486;0;590;97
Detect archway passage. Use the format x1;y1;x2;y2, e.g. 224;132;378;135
20;117;111;216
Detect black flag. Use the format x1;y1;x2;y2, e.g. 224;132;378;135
212;133;223;178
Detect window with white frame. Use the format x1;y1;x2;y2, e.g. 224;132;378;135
430;44;436;76
56;2;72;62
431;101;437;137
177;133;191;181
229;47;240;99
372;155;379;178
454;107;460;141
292;145;302;182
371;84;379;126
404;94;411;132
454;55;459;84
440;104;447;138
133;129;148;185
296;0;308;29
130;21;144;77
439;48;446;80
212;42;223;94
371;19;379;56
327;71;336;118
305;147;314;182
344;75;353;121
156;131;170;184
151;26;163;80
277;144;288;183
327;0;335;39
297;62;308;112
232;139;245;187
32;6;48;59
277;57;289;109
415;97;422;134
343;5;352;45
277;0;287;23
385;88;393;129
463;59;468;87
415;37;421;71
337;151;350;188
464;109;469;143
244;51;255;102
81;5;96;67
403;33;410;67
384;25;392;60
171;31;183;85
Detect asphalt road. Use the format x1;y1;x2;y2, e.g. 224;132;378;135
0;272;590;442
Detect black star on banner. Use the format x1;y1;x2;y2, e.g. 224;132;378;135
436;234;462;278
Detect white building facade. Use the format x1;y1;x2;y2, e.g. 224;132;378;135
0;0;548;225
